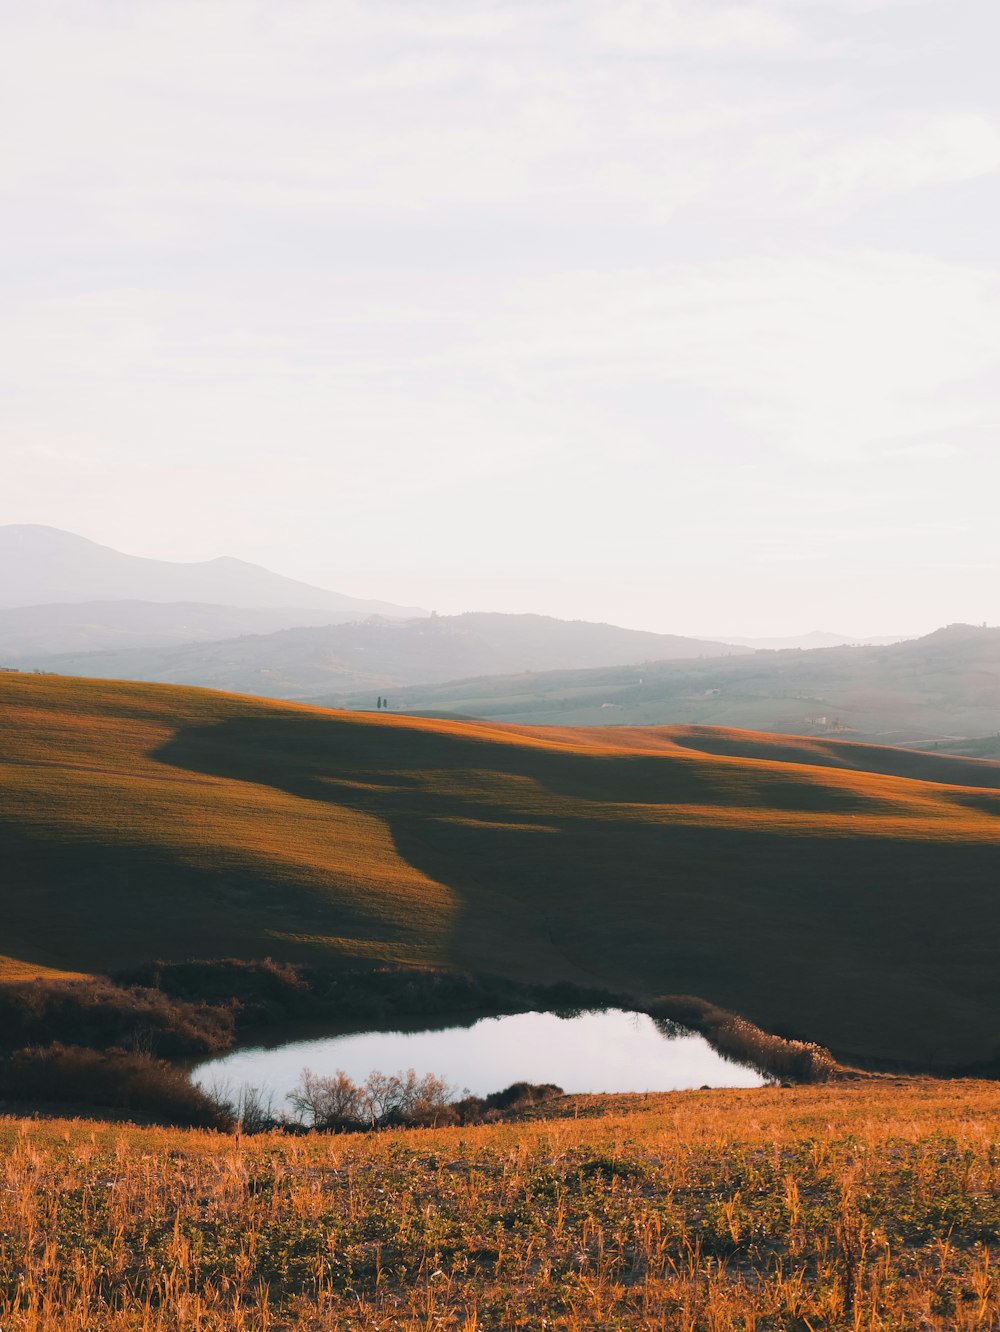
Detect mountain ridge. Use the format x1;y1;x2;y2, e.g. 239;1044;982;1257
0;600;400;658
0;524;425;618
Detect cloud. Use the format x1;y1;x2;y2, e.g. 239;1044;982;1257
766;0;926;11
2;0;1000;633
789;113;1000;206
585;0;804;56
878;442;959;460
478;251;1000;455
1;0;995;256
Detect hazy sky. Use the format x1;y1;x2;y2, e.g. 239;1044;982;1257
4;0;999;636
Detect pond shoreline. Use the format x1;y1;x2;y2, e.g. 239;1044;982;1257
192;1008;772;1122
0;961;841;1126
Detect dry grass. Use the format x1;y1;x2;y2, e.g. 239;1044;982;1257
0;954;89;982
0;1080;997;1329
3;673;1000;1066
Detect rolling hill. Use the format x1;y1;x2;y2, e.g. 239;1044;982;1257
0;524;425;618
2;672;999;1069
21;612;747;699
715;631;912;650
0;600;380;659
356;623;1000;750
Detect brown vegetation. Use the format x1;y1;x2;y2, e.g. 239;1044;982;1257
0;976;234;1056
276;1068;564;1132
0;1045;228;1128
0;962;844;1126
0;1079;996;1329
648;993;840;1082
114;958;619;1032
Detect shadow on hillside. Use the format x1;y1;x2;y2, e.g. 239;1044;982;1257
667;730;1000;788
150;713;1000;1067
0;816;405;978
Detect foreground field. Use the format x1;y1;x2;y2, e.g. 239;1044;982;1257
1;1081;998;1330
2;673;1000;1066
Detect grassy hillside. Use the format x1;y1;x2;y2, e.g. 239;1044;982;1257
2;673;1000;1066
2;1080;999;1329
357;622;1000;749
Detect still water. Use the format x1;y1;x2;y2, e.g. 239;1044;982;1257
193;1008;768;1105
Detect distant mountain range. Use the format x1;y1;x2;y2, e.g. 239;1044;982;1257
19;611;748;699
0;525;425;619
7;526;991;752
1;526;753;689
0;600;377;658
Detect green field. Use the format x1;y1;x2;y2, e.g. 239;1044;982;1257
2;673;1000;1068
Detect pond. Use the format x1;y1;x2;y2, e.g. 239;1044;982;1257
193;1008;768;1108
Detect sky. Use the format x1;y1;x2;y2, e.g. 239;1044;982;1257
3;0;1000;638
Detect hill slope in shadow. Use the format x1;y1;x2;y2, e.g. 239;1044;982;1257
2;673;999;1068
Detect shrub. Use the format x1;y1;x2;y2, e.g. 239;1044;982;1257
647;995;839;1083
0;978;234;1056
116;959;627;1033
287;1068;364;1129
116;957;312;1024
282;1068;563;1132
451;1081;564;1125
209;1082;277;1133
286;1067;456;1130
0;1045;231;1128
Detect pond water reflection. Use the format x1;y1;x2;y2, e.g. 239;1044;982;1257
194;1008;768;1105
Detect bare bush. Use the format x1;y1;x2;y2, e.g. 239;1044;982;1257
235;1083;276;1133
287;1068;364;1129
365;1069;454;1126
287;1067;456;1130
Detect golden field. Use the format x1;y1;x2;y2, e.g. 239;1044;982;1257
0;1079;998;1329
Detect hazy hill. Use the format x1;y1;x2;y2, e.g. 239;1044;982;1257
717;631;912;651
356;623;1000;750
0;525;424;618
2;671;1000;1067
0;600;381;659
22;611;747;699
